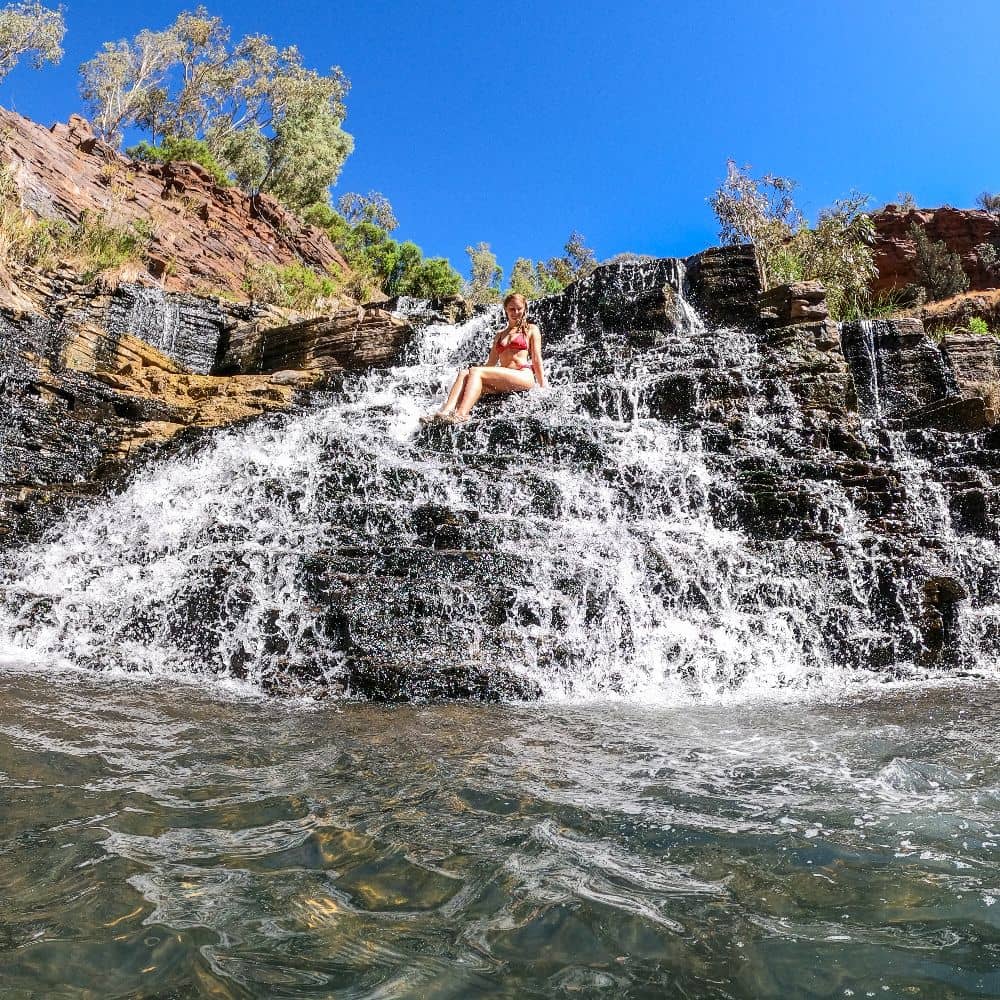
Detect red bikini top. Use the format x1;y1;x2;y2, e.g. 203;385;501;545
499;330;530;353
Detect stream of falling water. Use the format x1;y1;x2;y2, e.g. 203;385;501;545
0;303;854;702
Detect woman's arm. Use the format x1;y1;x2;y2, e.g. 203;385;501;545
530;326;547;387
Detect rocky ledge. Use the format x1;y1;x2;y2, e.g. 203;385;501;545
0;260;417;542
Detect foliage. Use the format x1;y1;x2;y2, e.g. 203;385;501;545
397;255;462;298
127;135;231;186
0;1;63;83
709;160;877;318
976;239;1000;275
908;222;969;301
79;7;353;212
503;232;599;299
969;316;990;336
300;200;461;300
241;260;338;311
709;160;801;284
836;287;912;323
977;191;1000;217
1;164;155;277
464;242;502;305
337;191;398;231
789;194;877;318
561;230;597;280
508;257;538;298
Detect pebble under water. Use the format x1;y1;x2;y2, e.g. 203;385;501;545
3;667;1000;999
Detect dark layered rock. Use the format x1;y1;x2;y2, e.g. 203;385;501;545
8;246;1000;696
218;305;414;376
684;245;762;326
1;277;413;543
840;319;955;418
0;305;301;541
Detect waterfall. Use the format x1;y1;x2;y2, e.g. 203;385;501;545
2;262;999;702
842;319;884;417
105;285;226;373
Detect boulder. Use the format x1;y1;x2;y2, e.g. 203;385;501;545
218;305;413;375
760;280;829;326
840;318;953;419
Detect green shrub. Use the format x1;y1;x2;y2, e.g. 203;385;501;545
398;256;463;298
969;316;990;335
242;261;339;311
836;287;911;322
71;210;156;276
465;242;502;305
908;222;969;301
127;136;232;187
301;199;462;301
710;162;876;319
1;168;155;277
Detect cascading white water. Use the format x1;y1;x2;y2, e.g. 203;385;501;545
115;286;182;356
2;271;999;701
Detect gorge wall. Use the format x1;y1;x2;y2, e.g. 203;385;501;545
2;247;1000;700
0;107;350;302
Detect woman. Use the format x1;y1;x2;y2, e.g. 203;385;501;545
423;293;547;424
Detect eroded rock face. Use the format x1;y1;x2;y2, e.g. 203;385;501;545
0;276;415;543
840;318;955;419
218;306;413;376
871;205;1000;294
0;305;299;541
1;108;350;300
6;244;1000;697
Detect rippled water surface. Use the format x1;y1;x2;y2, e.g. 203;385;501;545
3;669;1000;998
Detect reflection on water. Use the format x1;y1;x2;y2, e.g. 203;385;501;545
3;668;1000;998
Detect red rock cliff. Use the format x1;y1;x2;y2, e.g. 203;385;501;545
871;205;1000;294
1;108;350;298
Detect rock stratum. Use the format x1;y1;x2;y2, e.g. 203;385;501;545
1;107;350;301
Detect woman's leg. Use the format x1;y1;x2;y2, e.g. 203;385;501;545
455;367;535;417
439;369;469;414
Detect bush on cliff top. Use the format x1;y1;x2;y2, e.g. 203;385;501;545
908;222;969;301
710;161;877;319
242;260;340;313
127;137;232;188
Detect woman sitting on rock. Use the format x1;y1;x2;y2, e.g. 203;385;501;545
423;292;546;424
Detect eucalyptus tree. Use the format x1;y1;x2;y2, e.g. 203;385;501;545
0;1;64;84
80;7;353;211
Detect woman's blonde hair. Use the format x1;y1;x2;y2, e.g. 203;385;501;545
503;292;529;337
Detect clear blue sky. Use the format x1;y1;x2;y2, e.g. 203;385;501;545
2;0;996;282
